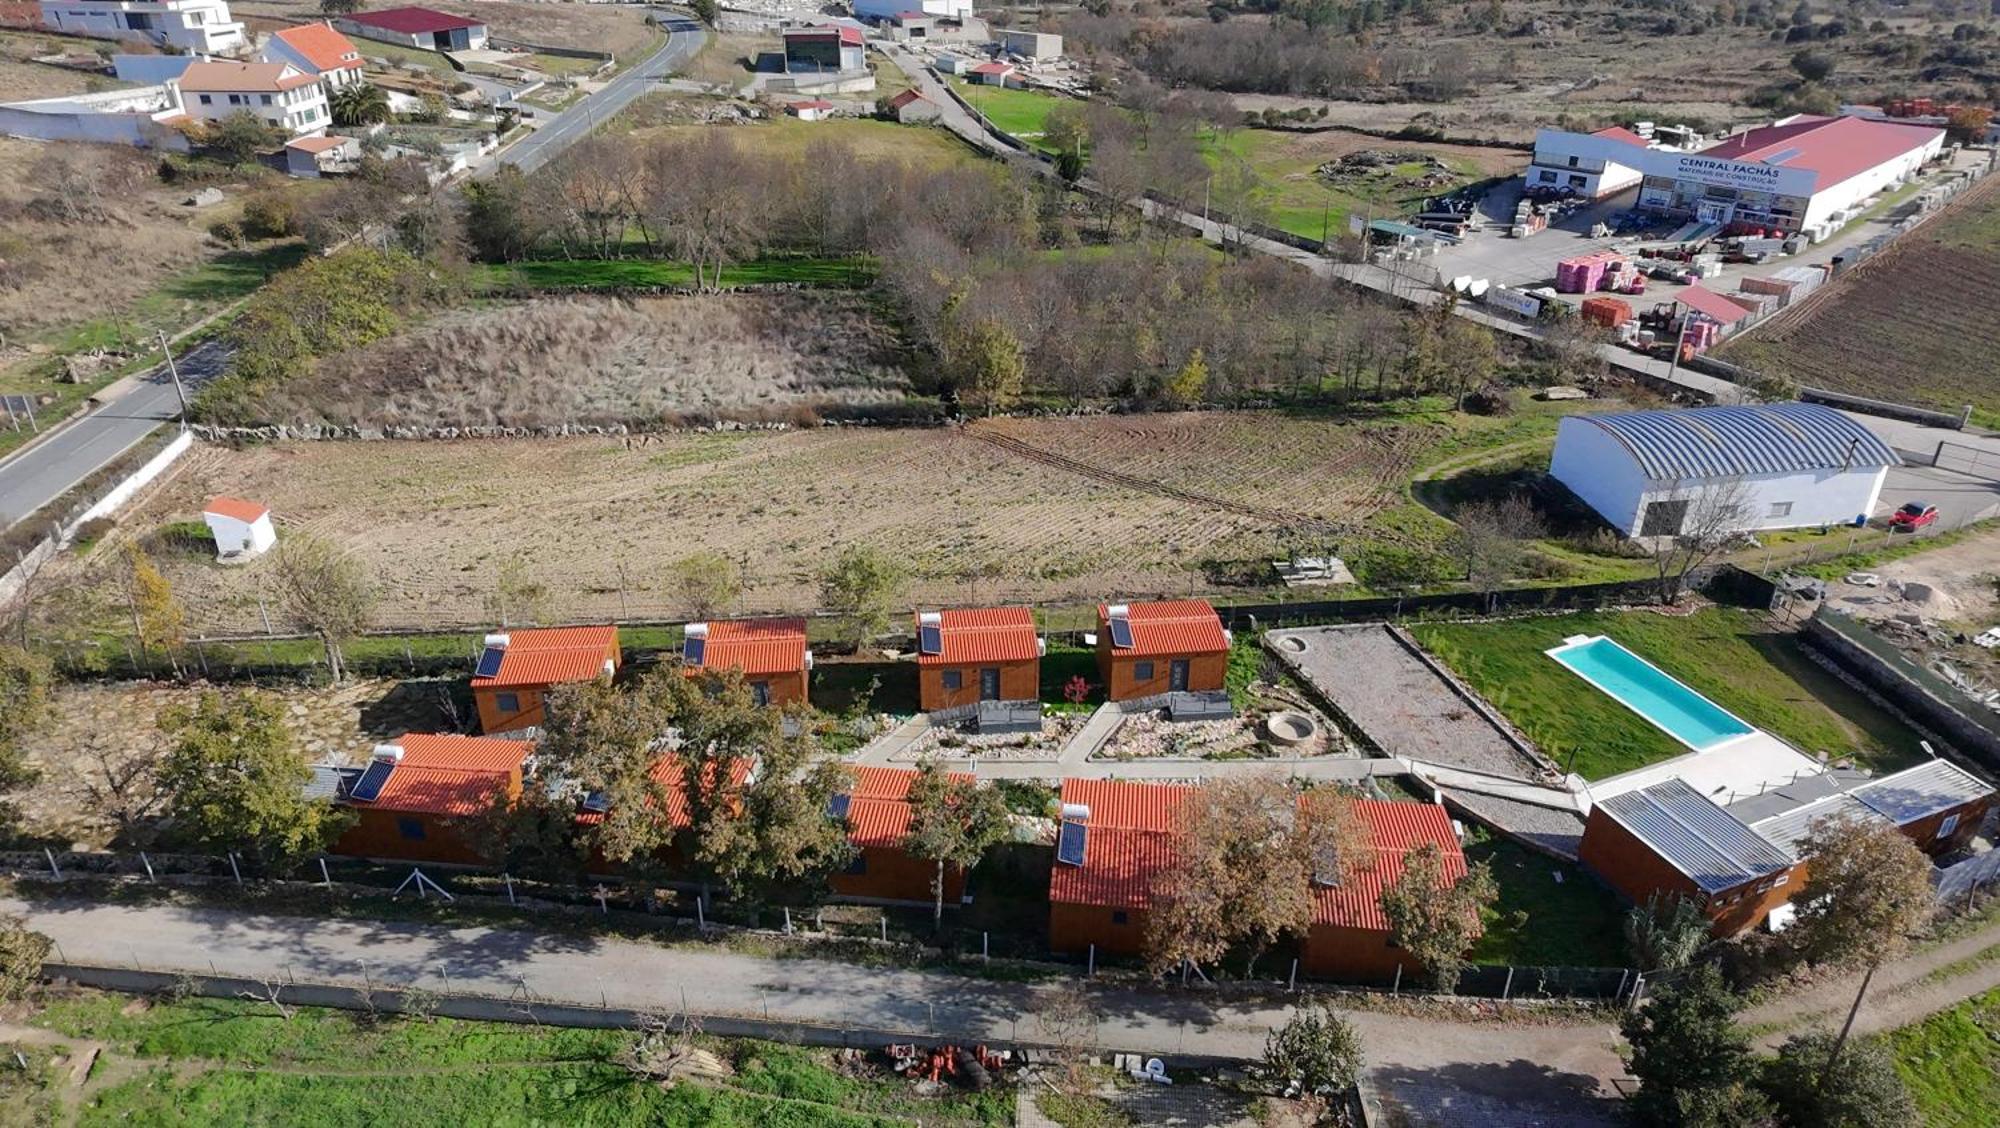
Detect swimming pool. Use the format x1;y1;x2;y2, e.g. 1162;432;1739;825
1545;635;1755;751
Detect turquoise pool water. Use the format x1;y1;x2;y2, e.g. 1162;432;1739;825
1547;636;1755;751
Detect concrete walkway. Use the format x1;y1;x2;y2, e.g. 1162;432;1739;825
3;895;1626;1123
851;714;931;766
1056;702;1126;767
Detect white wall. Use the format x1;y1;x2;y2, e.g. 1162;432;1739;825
1800;132;1945;233
181;79;329;135
41;0;246;53
1551;417;1887;536
0;87;191;149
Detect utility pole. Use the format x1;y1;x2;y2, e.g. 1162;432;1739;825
157;331;190;426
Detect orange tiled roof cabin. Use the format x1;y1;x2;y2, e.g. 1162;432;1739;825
682;618;811;707
575;755;754;877
1047;778;1192;957
1095;600;1229;702
915;607;1043;712
470;626;620;734
328;734;529;865
829;765;977;905
1300;800;1468;982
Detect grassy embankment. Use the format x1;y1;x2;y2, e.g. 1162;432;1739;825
1410;607;1926;780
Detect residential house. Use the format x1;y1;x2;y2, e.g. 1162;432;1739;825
176;60;329;136
967;60;1013;86
327;734;530;865
470;625;621;734
257;20;365;91
915;607;1042;713
884;88;939;124
40;0;246;54
828;765;976;904
1094;600;1229;702
1579;778;1804;936
681;618;811;707
786;98;833;121
1300;800;1465;981
576;754;754;876
782;25;865;75
333;5;486;51
200;495;274;559
283;132;357;177
1048;778;1192;957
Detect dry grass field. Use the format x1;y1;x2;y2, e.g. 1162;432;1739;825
105;410;1528;632
233;0;663;61
0;30;118;101
1720;175;2000;427
261;293;913;429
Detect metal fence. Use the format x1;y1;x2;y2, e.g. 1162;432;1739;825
1934;440;2000;481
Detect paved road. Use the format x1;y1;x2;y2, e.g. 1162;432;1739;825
0;341;225;529
493;14;706;176
0;16;706;532
4;895;1626;1124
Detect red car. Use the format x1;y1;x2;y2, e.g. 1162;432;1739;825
1889;502;1939;532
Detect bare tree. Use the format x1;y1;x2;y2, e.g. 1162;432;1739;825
1452;495;1546;598
1648;477;1753;603
643;133;768;291
269;534;376;681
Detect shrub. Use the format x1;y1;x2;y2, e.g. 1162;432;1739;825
71;516;117;554
207;219;244;247
241;192;301;240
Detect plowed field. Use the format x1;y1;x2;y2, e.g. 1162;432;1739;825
96;410;1545;632
1721;174;2000;427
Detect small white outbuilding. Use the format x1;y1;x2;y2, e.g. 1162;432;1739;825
202;495;276;560
1549;403;1898;538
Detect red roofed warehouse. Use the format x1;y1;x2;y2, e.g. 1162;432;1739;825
829;765;977;904
333;5;487;51
782;25;864;75
257;21;365;89
682;618;811;707
915;608;1042;713
328;734;529;865
1095;600;1229;702
1048;778;1192;956
1300;800;1466;981
471;626;621;734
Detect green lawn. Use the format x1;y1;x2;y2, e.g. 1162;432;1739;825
1465;830;1625;968
39;994;1013;1127
1199;129;1490;243
630;108;979;167
1409;608;1926;780
952;80;1066;143
1884;985;2000;1126
472;256;876;292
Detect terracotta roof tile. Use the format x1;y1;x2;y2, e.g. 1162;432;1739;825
272;21;363;72
915;607;1039;666
203;495;268;523
838;766;976;847
1048;825;1176;909
686;617;809;677
345;6;484;34
1098;600;1229;658
180;61;320;93
1698;115;1943;193
1311;801;1463;932
472;625;619;689
1058;779;1192;832
362;733;527;817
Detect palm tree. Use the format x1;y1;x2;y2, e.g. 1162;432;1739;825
330;82;391;128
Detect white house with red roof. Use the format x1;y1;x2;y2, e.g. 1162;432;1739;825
176;59;329;134
786;98;834;121
1527;113;1945;238
967;60;1013;86
853;0;972;20
39;0;246;54
201;495;275;559
257;20;365;90
284;132;358;177
332;5;486;52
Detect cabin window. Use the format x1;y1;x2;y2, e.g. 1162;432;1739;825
198;93;212;104
1772;874;1789;888
1111;910;1128;925
844;853;867;875
1768;501;1793;518
1133;661;1155;681
751;681;771;706
941;670;963;691
397;818;426;841
1940;813;1960;839
495;691;520;714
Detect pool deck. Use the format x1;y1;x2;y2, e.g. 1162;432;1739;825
1584;731;1824;807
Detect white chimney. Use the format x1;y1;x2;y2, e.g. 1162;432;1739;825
1059;802;1091;822
483;632;510;649
684;622;709;639
601;658;615;677
372;743;405;763
918;611;942;626
804;649;815;670
1107;603;1129;619
1036;637;1047;657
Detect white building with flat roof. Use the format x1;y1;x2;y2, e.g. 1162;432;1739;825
40;0;246;54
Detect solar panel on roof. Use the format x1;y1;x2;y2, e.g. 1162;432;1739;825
827;794;852;820
580;790;610;813
347;758;395;803
1108;617;1134;649
474;646;506;679
918;624;942;655
1055;821;1088;866
684;637;705;666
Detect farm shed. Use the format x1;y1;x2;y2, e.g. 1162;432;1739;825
333;6;487;51
284;133;358;177
786;99;833;121
1048;779;1192;957
1301;800;1466;981
966;60;1014;86
782;26;865;75
1548;402;1897;539
853;0;972;20
326;734;530;866
828;765;976;905
1095;600;1229;703
915;607;1042;713
682;617;811;707
884;88;939;124
1579;778;1803;936
471;625;620;734
885;11;935;40
200;495;275;559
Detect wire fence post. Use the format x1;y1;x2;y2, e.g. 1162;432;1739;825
879;915;887;943
503;873;515;906
228;853;242;887
1288;958;1298;992
1502;967;1515;1003
139;852;155;883
982;932;989;963
319;858;331;888
43;848;60;880
1392;964;1402;995
1087;944;1095;978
